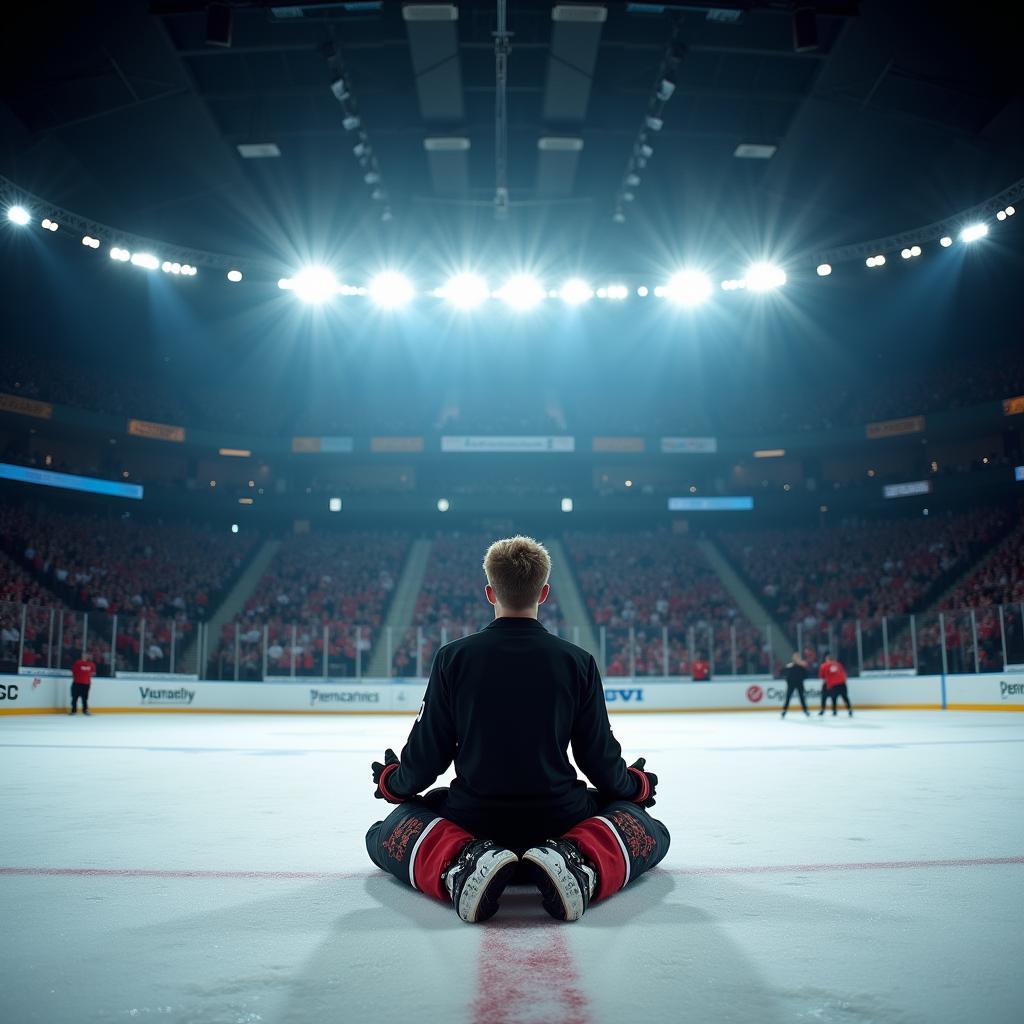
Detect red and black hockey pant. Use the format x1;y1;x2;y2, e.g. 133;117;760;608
821;683;852;713
366;789;670;903
70;683;90;712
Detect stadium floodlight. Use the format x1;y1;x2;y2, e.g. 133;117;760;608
939;235;953;247
865;254;885;268
7;205;30;225
645;115;663;132
561;497;574;513
637;142;653;159
82;235;100;248
231;523;239;534
560;278;594;306
441;272;489;310
369;271;414;308
637;285;649;297
342;115;361;132
996;210;1006;221
901;248;912;259
744;262;786;291
498;274;544;310
437;498;450;512
227;269;243;283
816;263;832;276
960;223;988;243
171;263;181;274
41;218;58;231
656;76;676;101
292;266;338;304
329;497;342;512
665;270;712;307
130;252;159;270
161;261;172;273
110;247;131;262
606;284;628;300
1005;206;1015;216
911;245;922;257
625;173;641;187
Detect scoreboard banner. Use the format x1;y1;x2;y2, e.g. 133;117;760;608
128;418;186;443
441;435;576;453
291;436;354;453
660;437;717;454
592;437;645;453
865;415;925;439
371;436;425;453
0;393;54;420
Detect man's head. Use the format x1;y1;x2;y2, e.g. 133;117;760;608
483;535;551;616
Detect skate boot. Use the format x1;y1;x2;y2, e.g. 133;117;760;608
442;839;518;924
522;838;597;922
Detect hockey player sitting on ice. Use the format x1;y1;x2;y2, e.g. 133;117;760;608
366;536;670;924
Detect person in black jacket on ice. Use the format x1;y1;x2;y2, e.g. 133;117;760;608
781;652;810;717
366;536;670;924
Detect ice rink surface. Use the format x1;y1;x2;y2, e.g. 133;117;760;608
1;710;1022;1024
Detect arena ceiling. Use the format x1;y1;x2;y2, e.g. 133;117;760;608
1;1;1021;271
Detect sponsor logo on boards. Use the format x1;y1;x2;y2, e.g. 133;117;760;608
0;683;19;701
746;685;764;703
1000;680;1024;699
605;688;644;703
139;686;195;705
309;689;381;707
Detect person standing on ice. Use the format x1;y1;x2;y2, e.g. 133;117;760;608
780;651;810;717
366;536;669;924
69;652;96;715
818;653;853;717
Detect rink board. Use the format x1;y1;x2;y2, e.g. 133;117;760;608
4;671;1023;714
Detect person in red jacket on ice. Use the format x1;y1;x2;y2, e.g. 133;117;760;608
818;654;853;717
366;536;669;925
69;654;96;716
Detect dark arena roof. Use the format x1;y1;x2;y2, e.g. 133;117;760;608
0;1;1022;528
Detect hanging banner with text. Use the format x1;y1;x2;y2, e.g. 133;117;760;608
441;436;576;453
0;393;53;420
127;418;186;443
660;437;718;454
865;415;925;440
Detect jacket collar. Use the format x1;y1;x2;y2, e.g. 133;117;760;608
484;616;548;630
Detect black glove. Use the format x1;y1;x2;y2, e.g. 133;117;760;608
627;757;658;808
372;748;403;803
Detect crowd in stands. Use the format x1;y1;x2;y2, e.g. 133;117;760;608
0;504;256;674
563;530;766;677
216;531;408;679
720;507;1015;672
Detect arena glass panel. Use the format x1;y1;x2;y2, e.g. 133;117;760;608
942;609;977;674
914;612;945;675
1002;603;1024;668
883;614;917;671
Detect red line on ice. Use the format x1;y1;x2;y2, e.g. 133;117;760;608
1;854;1021;881
473;924;590;1024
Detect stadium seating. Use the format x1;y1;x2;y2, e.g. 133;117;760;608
218;531;409;679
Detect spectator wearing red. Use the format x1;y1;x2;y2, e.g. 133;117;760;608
691;655;711;681
70;655;96;715
818;655;853;717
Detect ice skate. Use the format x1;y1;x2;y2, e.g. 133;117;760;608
522;838;597;922
442;839;518;924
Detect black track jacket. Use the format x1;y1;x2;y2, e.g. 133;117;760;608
388;616;640;835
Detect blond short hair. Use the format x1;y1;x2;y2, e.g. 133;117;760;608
483;536;551;611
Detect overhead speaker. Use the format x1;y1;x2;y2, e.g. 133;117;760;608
792;6;818;52
206;3;233;48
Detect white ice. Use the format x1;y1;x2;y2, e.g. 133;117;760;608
1;711;1022;1024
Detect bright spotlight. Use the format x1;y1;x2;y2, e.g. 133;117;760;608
7;205;30;226
442;273;489;310
561;497;574;513
1005;206;1015;216
230;523;239;534
939;236;953;247
901;248;912;259
292;266;338;304
227;269;243;283
866;254;885;268
665;270;712;307
82;235;100;248
110;247;131;262
437;498;450;512
498;274;544;310
328;497;342;513
996;210;1006;221
369;271;414;308
130;252;159;270
744;262;786;291
171;263;181;274
911;245;922;257
41;218;58;232
560;278;594;306
816;263;832;276
606;284;628;300
960;223;988;243
637;286;649;297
